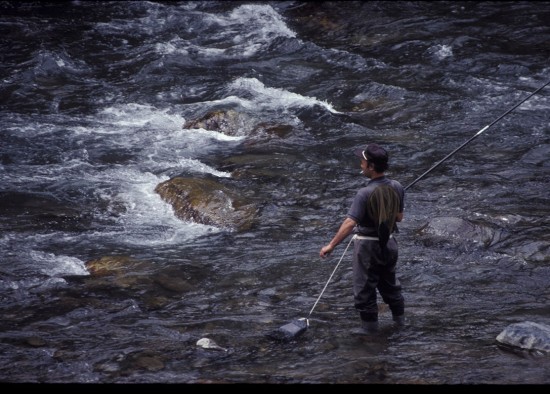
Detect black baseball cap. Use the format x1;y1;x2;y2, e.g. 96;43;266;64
353;143;388;164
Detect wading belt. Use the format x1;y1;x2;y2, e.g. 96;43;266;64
353;234;394;241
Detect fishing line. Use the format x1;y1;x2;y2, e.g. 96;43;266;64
268;236;354;341
405;79;550;191
307;235;354;317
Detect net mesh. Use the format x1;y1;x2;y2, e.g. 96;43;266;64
367;185;400;251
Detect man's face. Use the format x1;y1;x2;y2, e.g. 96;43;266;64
360;158;371;178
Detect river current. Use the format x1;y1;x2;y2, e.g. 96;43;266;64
1;1;549;384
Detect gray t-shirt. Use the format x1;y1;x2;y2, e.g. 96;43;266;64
346;176;405;235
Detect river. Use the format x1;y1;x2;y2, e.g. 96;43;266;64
0;0;549;384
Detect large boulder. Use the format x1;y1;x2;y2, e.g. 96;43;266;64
154;177;258;232
496;321;550;354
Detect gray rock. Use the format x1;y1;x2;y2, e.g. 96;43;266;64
418;216;501;247
196;338;228;352
496;321;550;353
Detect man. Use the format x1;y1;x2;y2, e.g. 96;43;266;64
319;143;405;333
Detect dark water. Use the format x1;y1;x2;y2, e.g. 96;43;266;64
1;1;549;384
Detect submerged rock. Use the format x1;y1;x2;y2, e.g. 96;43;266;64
418;216;501;247
496;321;550;354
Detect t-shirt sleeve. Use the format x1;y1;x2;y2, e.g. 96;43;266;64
346;189;368;223
393;180;405;212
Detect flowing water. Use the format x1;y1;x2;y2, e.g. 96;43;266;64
1;1;549;384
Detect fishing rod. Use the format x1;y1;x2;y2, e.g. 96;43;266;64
404;79;550;191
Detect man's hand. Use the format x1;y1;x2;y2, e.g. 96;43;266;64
320;244;334;258
319;218;356;258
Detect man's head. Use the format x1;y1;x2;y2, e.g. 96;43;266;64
354;143;389;173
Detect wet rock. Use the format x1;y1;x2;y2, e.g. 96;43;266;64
153;272;194;293
141;295;171;311
120;350;165;372
154;177;258;232
84;256;198;309
85;255;148;277
250;122;293;139
183;110;293;141
196;338;228;352
521;144;550;167
82;256;203;312
25;336;47;347
417;216;501;247
132;355;164;371
496;321;550;353
183;109;248;136
84;255;153;290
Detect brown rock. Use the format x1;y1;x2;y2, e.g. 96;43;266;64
154;177;257;231
85;255;146;277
